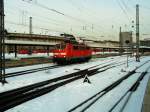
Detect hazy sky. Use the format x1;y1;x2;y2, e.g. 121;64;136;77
4;0;150;41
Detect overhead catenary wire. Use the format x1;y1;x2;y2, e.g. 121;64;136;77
4;0;105;37
5;20;67;34
5;20;102;38
115;0;131;23
65;0;109;29
5;1;112;38
5;4;104;35
119;0;134;19
22;0;89;24
5;0;149;40
21;0;112;34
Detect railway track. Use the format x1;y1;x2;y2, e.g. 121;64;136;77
68;60;150;112
108;65;150;112
5;64;60;78
0;57;144;111
0;59;128;112
5;57;118;78
5;56;136;78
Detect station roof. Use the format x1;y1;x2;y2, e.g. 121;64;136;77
7;33;66;40
82;39;119;44
5;40;57;46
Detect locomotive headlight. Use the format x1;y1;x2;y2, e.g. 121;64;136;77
61;53;66;55
54;53;66;55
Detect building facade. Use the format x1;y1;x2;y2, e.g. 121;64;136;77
5;33;120;54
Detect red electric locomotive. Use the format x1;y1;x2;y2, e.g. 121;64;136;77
53;34;92;64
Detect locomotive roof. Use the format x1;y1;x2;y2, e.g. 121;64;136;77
60;33;74;37
58;41;90;47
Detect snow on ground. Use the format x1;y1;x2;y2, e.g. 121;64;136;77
85;73;142;112
5;63;55;74
0;55;125;92
2;55;150;112
122;74;150;112
86;62;150;112
111;73;150;112
0;56;150;112
6;61;129;112
5;56;106;74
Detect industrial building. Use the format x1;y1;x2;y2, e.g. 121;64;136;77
140;39;150;47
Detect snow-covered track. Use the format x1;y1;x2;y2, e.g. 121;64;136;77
5;56;135;78
5;65;60;78
5;60;113;78
68;60;150;112
0;57;142;111
108;65;150;112
0;62;115;111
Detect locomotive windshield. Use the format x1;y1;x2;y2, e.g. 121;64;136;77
73;44;90;50
55;44;66;49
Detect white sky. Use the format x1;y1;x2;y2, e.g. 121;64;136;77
4;0;150;41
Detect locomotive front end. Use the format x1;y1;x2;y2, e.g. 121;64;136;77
53;44;68;64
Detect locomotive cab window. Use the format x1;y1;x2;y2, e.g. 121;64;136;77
86;46;90;50
73;45;78;50
55;44;66;49
79;46;85;50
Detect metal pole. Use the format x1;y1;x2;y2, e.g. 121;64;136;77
136;4;140;62
0;0;6;83
29;17;32;34
0;0;2;83
47;46;49;56
14;44;17;58
29;17;33;56
119;27;122;54
127;47;128;67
